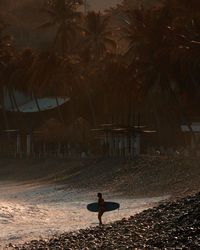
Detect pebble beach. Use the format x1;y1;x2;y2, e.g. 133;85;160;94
8;191;200;249
0;156;199;249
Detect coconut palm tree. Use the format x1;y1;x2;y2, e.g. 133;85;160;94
81;11;117;63
0;21;13;65
170;0;200;97
92;54;135;125
25;50;54;112
168;0;200;149
120;1;200;149
76;11;117;127
0;19;14;130
26;49;79;125
120;4;186;148
37;0;83;57
6;48;35;112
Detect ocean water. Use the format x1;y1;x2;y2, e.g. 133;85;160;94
0;181;169;248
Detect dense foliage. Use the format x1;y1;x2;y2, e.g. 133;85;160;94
0;0;200;147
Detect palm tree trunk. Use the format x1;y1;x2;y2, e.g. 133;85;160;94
11;90;20;112
55;96;65;124
1;99;9;130
128;90;133;126
32;90;44;127
8;90;14;111
103;94;107;123
32;90;41;112
104;93;111;124
87;89;97;128
1;91;10;141
151;96;163;150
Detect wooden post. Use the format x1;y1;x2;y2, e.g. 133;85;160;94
134;134;140;156
122;135;125;158
111;136;115;158
43;142;46;156
26;134;31;158
109;136;112;158
39;143;42;158
32;142;34;158
119;136;122;158
115;135;118;158
125;135;128;158
131;136;134;159
17;134;21;156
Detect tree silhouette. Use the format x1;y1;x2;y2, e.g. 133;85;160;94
82;11;116;63
37;0;83;57
0;20;14;130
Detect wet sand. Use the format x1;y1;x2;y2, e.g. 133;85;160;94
0;181;169;248
13;192;200;249
0;156;199;248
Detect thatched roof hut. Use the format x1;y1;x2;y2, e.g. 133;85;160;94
34;118;68;143
66;117;91;145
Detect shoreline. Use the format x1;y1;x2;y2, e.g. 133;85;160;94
0;180;170;248
7;191;200;249
0;156;199;248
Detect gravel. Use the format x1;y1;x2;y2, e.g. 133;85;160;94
1;156;200;199
8;191;200;249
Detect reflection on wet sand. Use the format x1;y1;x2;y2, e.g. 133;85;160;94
0;181;169;247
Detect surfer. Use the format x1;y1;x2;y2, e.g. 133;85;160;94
97;192;105;225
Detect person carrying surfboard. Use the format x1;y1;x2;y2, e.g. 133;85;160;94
97;193;105;225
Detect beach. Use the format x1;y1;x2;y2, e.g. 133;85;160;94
0;181;169;248
0;156;199;248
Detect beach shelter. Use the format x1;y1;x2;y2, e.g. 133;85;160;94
35;118;68;143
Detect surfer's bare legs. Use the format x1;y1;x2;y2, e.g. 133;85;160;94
97;193;105;225
98;211;104;225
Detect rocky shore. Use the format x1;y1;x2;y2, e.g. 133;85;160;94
9;191;200;249
1;156;200;199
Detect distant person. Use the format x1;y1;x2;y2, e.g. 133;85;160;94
97;192;105;225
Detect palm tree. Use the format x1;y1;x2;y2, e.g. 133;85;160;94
92;54;135;125
26;49;78;125
120;4;185;148
26;50;53;113
6;48;35;112
170;0;200;98
37;0;83;57
76;11;117;127
120;1;200;149
0;19;14;130
168;0;200;149
81;11;117;63
37;52;73;123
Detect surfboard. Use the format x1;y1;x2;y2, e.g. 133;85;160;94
87;201;120;212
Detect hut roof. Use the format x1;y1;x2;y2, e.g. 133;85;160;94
35;118;68;142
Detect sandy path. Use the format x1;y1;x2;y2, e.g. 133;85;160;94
0;181;169;248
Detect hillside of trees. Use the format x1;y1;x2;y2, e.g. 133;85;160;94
0;0;200;148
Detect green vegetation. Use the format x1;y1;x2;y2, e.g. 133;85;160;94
0;0;200;148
